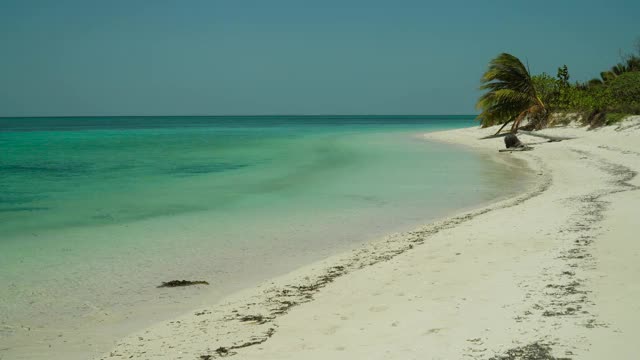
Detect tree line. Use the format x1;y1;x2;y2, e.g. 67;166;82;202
477;39;640;134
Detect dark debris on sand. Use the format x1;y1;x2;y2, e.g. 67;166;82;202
157;280;209;288
489;342;572;360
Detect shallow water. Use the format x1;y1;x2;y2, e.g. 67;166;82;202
0;116;530;358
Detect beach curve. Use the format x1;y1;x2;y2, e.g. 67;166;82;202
98;118;640;359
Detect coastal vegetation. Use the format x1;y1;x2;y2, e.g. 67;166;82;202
478;39;640;132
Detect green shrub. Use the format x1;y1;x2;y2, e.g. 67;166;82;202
532;73;562;110
605;113;630;125
560;85;614;112
608;72;640;114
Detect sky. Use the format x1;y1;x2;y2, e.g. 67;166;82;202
0;0;638;117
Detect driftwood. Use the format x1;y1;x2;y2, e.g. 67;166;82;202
517;130;573;142
499;147;533;152
481;130;574;142
157;280;209;288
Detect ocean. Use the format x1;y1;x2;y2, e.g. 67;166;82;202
0;115;529;358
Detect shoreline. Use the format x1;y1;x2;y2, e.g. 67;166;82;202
53;118;640;359
94;126;551;359
0;125;528;360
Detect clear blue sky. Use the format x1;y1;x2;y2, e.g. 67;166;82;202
1;0;638;117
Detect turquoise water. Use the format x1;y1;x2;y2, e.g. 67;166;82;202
0;116;530;358
1;116;471;235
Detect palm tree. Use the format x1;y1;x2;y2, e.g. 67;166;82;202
624;55;640;72
476;53;546;134
585;57;640;89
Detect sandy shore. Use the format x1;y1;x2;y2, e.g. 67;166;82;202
97;117;640;360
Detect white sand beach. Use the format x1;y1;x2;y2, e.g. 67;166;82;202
98;117;640;360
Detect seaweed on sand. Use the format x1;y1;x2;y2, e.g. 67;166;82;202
237;315;270;324
157;280;209;288
204;328;276;358
489;342;571;360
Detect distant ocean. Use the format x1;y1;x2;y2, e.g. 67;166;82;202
0;116;530;357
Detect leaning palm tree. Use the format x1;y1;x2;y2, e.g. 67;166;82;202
476;53;547;134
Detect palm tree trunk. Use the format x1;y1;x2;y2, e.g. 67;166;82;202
493;119;514;135
510;110;528;133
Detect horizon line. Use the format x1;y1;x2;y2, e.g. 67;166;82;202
1;114;479;119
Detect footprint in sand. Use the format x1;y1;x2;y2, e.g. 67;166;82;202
423;328;444;335
369;305;389;312
324;325;340;335
467;338;484;345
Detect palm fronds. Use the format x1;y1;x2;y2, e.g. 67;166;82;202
476;53;546;134
589;55;640;87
